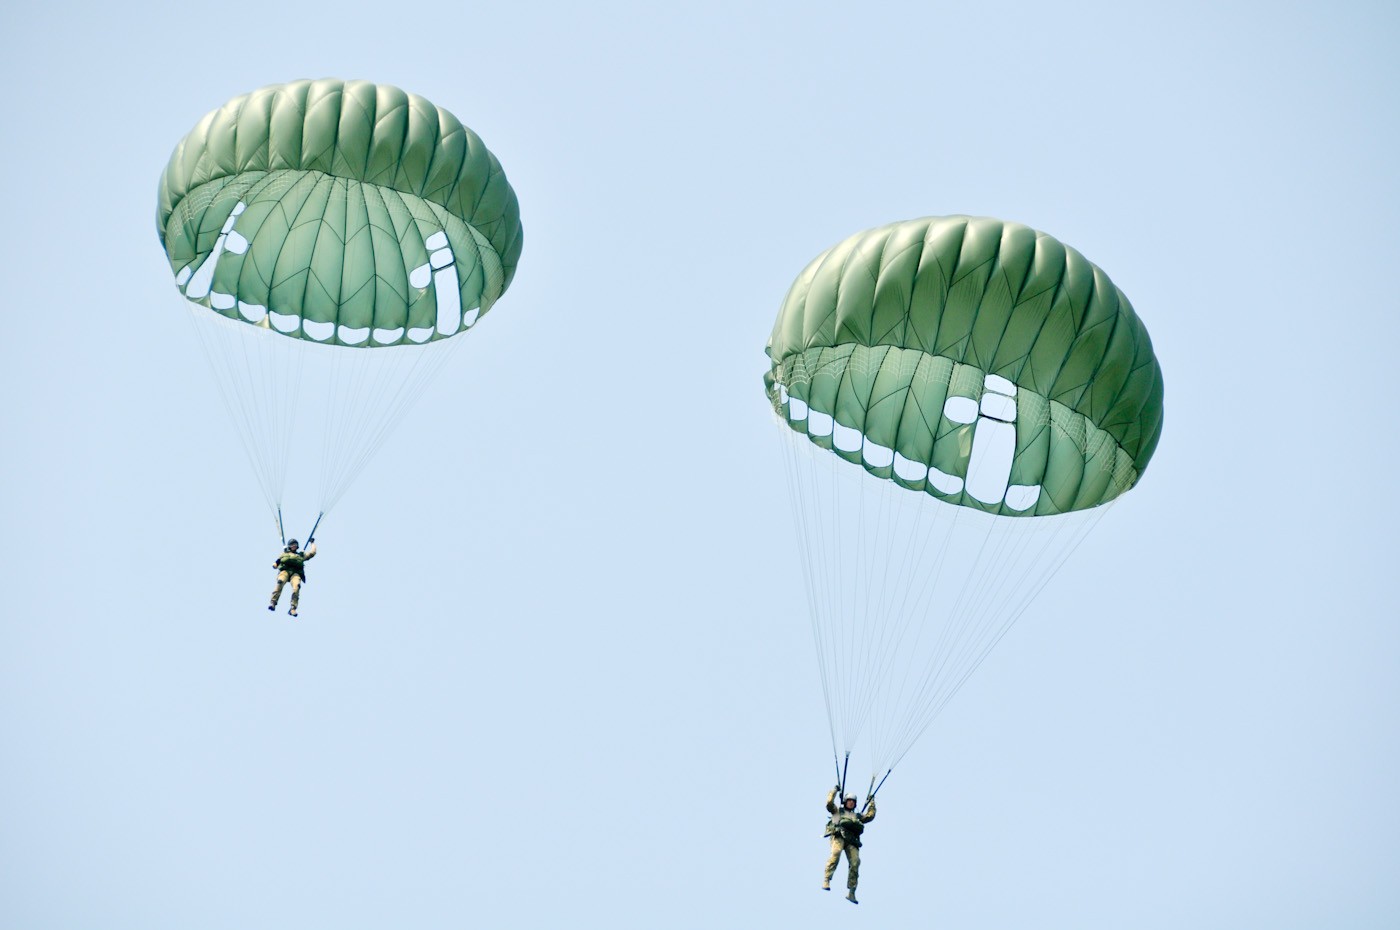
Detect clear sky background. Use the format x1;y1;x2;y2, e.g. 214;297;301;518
2;1;1397;927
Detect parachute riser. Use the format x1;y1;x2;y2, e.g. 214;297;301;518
866;768;892;810
304;512;323;545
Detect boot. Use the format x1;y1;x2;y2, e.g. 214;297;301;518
846;890;858;905
289;608;298;617
267;605;275;611
822;881;830;891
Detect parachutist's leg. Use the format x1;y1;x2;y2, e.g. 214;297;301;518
846;846;860;892
823;838;842;889
289;576;302;615
270;571;288;608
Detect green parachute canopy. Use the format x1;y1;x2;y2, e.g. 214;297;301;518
765;215;1162;515
157;78;522;346
156;80;522;531
767;216;1164;785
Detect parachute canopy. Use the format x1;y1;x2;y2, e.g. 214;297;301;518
156;80;522;528
765;215;1162;515
767;216;1164;782
157;78;522;346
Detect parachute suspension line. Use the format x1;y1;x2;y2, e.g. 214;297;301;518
184;300;464;530
885;503;1113;772
926;505;1111;750
869;443;1036;771
778;425;840;762
864;490;971;773
251;307;306;515
863;403;1058;773
823;437;847;751
850;468;917;759
860;472;956;774
879;516;1028;764
184;308;267;509
277;508;286;547
304;512;324;544
828;440;858;752
331;335;461;508
183;305;305;521
831;442;864;751
813;433;850;752
787;426;846;753
850;453;903;750
781;402;1122;779
316;334;464;516
844;461;885;751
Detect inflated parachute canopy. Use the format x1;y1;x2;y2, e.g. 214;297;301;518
156;79;523;346
765;216;1164;516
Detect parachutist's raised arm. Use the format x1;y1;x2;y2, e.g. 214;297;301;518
304;542;317;560
826;786;839;813
860;798;876;823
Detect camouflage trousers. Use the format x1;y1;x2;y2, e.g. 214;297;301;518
823;837;860;890
270;571;303;611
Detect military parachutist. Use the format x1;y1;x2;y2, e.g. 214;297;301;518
268;538;316;617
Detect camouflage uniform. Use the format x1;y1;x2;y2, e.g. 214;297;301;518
269;542;316;613
823;787;876;898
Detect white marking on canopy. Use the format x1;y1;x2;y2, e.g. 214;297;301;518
893;453;928;482
979;393;1017;423
269;311;300;333
928;466;964;495
944;396;979;424
863;440;894;468
338;325;369;345
834;422;863;452
434;265;461;335
984;373;1016;395
1004;484;1042;512
303;320;334;341
964;418;1015;505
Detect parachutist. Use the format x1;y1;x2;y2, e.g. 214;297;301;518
822;785;875;903
268;538;316;617
159;82;522;545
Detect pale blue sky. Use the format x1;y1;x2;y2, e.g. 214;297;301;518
2;1;1397;927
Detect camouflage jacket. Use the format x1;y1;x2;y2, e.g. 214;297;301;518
273;543;317;579
824;788;876;847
